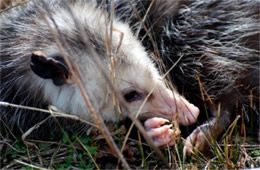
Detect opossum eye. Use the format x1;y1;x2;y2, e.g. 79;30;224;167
30;51;70;86
123;90;143;103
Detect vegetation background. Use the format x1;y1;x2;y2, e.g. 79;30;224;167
0;0;259;169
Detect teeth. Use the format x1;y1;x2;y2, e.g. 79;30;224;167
144;117;170;130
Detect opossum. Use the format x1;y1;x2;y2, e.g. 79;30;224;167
118;0;260;154
0;0;200;147
1;0;259;155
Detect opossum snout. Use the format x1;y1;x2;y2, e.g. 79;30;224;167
161;89;200;126
139;88;200;126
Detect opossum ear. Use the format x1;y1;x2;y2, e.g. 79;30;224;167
30;51;70;86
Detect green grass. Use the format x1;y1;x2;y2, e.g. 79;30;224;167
1;127;98;169
1;120;259;169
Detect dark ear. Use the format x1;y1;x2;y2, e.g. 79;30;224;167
30;51;71;86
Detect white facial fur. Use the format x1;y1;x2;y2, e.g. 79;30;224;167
33;2;156;121
29;1;199;127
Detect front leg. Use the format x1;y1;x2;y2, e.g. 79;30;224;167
184;109;233;156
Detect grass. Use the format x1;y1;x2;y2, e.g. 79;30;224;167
1;129;97;169
1;115;259;169
0;0;259;169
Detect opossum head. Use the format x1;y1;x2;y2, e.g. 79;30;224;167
7;1;199;126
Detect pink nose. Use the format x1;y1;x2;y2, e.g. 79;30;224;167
157;88;200;126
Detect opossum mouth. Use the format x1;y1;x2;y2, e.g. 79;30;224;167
138;107;199;126
138;112;175;122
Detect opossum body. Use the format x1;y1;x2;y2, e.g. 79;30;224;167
0;0;199;147
98;0;259;154
125;0;259;154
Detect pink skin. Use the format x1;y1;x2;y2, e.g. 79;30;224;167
142;88;200;147
144;117;176;146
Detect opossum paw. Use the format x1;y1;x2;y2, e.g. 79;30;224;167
183;125;210;156
144;117;177;147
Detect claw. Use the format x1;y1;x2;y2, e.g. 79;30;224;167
147;124;172;137
152;129;175;146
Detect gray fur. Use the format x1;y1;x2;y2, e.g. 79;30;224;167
1;0;259;142
0;0;111;138
134;0;260;138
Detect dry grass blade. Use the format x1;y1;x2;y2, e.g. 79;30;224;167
22;116;52;144
33;1;131;168
56;1;171;167
76;137;100;170
0;102;98;128
120;52;185;167
0;0;31;13
87;38;171;167
14;159;47;170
